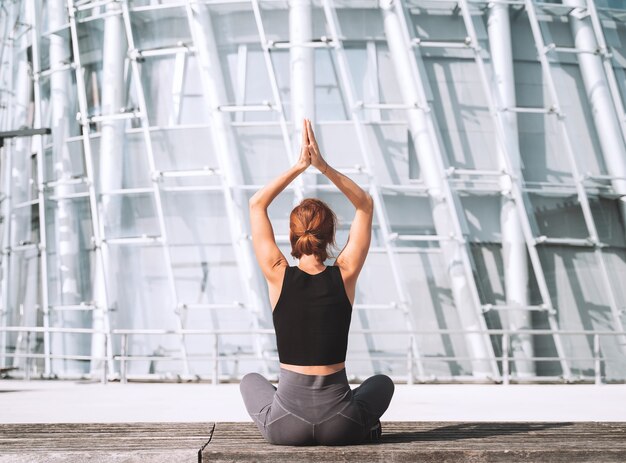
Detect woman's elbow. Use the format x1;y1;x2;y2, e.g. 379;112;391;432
249;194;262;209
362;193;374;213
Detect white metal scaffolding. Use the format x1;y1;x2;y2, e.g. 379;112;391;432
1;0;626;383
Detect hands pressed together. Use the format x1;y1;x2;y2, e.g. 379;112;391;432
296;118;330;175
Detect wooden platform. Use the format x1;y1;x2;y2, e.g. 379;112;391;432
1;422;626;462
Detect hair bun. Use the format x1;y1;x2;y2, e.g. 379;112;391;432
289;198;337;262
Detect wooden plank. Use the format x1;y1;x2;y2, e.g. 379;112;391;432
201;422;626;463
1;422;626;462
0;422;214;463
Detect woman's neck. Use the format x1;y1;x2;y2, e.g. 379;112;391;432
298;255;325;272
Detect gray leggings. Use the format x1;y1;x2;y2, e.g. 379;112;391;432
239;368;394;446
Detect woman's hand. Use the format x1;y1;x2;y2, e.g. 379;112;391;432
305;119;329;174
295;118;312;171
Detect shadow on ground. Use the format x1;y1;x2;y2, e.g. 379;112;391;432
379;422;574;444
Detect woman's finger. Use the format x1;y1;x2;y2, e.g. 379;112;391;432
307;119;320;151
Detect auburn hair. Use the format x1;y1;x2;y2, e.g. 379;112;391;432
289;198;337;263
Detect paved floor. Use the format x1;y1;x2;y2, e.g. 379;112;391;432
1;380;625;423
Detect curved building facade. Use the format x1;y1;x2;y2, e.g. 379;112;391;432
1;0;626;383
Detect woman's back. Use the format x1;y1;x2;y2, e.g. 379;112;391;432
273;265;352;366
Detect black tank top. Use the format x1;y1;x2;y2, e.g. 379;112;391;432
272;265;353;366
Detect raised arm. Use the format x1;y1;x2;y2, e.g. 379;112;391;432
305;120;373;280
249;119;311;284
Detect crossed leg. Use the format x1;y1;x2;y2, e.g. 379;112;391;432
239;373;277;435
351;374;395;429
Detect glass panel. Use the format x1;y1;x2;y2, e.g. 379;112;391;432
41;70;81;141
596;1;626;8
132;51;209;126
602;248;626;380
75;19;105;119
513;32;576;183
515;8;605;180
43;196;94;305
589;195;626;247
162;191;231;246
171;243;244;304
90;131;152;192
383;192;436;238
107;245;178;375
606;17;626;111
537;245;621;376
129;6;191;50
316;48;348;120
309;122;367;169
7;141;33;207
424;59;500;170
408;2;495;170
460;194;502;243
267;49;291;120
401;250;473;376
369;123;416;185
240;46;280;123
177;55;211;125
376;43;406;121
257;1;292;43
151;127;216;172
139;54;208;126
234;125;291;184
336;7;385;40
527;192;589;239
101;193;160;239
470;243;506;307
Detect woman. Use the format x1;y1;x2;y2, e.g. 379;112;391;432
240;118;394;446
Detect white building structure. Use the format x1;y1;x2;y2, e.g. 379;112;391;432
1;0;626;384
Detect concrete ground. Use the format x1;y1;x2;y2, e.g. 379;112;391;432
1;380;625;423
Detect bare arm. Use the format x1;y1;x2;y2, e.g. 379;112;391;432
249;119;311;282
305;120;373;278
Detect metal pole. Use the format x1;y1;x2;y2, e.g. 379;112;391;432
502;332;510;385
7;1;35;374
25;330;31;381
407;335;414;385
379;0;497;378
53;0;83;375
28;0;53;376
487;1;535;377
121;333;127;384
0;1;17;371
288;0;316;193
101;334;107;384
564;0;626;227
593;333;601;385
90;0;125;379
213;333;218;386
290;0;314;126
